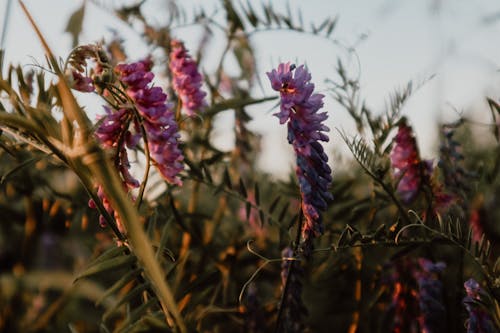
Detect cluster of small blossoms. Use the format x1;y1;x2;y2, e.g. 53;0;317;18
89;58;184;231
169;39;207;116
243;283;264;333
65;45;96;92
463;279;497;333
280;247;306;333
385;258;447;333
267;63;332;253
115;59;184;185
386;259;420;333
414;258;446;333
390;120;455;213
438;125;470;199
390;120;426;204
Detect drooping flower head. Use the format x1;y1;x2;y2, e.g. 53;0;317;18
90;58;184;231
169;39;207;116
463;279;497;333
267;63;332;252
65;44;98;92
390;120;427;204
115;58;184;186
414;258;446;333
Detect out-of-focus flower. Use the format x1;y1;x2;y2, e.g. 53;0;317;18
386;258;420;333
390;120;427;204
65;44;100;92
468;208;485;243
169;39;207;116
238;190;265;238
415;258;446;333
88;185;125;234
267;63;332;253
385;258;447;333
244;283;264;333
69;70;94;92
463;278;497;333
280;247;305;333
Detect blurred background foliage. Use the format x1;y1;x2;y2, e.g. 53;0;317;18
0;1;499;332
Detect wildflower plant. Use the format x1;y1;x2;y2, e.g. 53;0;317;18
0;1;499;333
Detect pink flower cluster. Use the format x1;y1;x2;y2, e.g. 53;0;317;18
267;63;332;249
90;58;184;232
463;279;497;333
169;39;207;116
115;59;184;186
390;121;426;204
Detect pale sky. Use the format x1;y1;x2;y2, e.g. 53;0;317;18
2;0;500;176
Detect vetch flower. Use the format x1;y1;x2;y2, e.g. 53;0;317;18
386;258;420;333
115;58;184;186
267;63;332;253
415;258;446;333
169;39;207;116
390;120;426;204
463;279;497;333
69;70;94;92
280;247;305;333
91;58;185;231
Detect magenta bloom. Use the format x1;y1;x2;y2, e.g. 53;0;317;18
463;279;497;333
169;39;207;116
70;70;94;92
414;259;446;333
390;121;425;204
115;59;184;186
91;58;184;231
267;63;332;249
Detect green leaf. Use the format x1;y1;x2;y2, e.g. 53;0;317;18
373;224;387;241
156;216;174;260
239;177;247;197
76;254;136;281
254;182;260;206
201;164;213;183
103;282;152;321
96;268;142;306
65;2;86;48
223;167;232;189
337;227;350;248
278;202;290;222
115;298;158;332
269;196;281;214
244;0;259;27
258;209;265;227
245;201;252;221
87;245;129;267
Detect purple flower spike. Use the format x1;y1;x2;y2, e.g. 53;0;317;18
115;59;184;186
267;63;332;252
415;258;446;333
390;120;425;204
463;278;497;333
169;39;207;116
280;247;305;332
